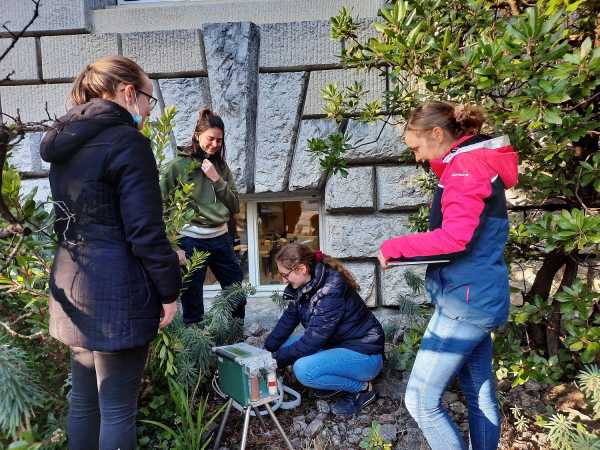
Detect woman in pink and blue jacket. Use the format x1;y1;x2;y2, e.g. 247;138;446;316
378;101;518;450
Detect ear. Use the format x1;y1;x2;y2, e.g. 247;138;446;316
123;84;136;105
431;126;446;143
297;264;310;275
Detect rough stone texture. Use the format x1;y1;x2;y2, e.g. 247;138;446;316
304;69;386;116
8;133;45;173
1;0;115;34
0;83;72;123
345;261;377;307
0;38;38;82
380;264;428;306
324;213;410;258
259;21;340;70
288;119;338;191
376;166;429;211
91;0;383;33
121;30;205;76
203;22;259;194
325;166;375;212
158;77;211;148
40;33;120;80
254;72;307;193
20;178;51;204
345;118;406;162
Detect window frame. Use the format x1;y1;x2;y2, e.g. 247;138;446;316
204;196;324;297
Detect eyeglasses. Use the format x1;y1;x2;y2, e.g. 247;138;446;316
279;267;295;281
136;89;158;111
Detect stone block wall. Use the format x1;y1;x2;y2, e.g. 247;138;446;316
1;0;430;317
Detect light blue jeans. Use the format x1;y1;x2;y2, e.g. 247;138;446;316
405;308;500;450
282;336;383;393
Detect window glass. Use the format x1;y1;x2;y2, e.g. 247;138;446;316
257;200;320;285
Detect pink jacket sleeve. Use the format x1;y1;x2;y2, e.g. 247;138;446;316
380;155;494;260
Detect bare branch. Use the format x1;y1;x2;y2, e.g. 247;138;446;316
0;0;41;65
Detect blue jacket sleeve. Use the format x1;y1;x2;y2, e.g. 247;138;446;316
272;293;345;367
107;130;182;303
264;301;300;352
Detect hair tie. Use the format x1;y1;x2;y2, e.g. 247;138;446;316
314;250;325;263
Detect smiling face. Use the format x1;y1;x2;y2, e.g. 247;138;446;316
196;127;223;155
403;126;455;162
277;262;311;289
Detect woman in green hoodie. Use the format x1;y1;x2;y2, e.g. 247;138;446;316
161;108;245;324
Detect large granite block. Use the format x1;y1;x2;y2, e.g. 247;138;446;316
345;261;377;307
259;21;340;70
380;265;428;306
203;22;259;194
8;133;45;173
91;0;383;33
345;118;406;162
0;38;38;82
376;166;429;211
121;30;205;76
158;77;211;148
1;0;115;35
20;178;51;205
41;33;120;80
0;83;72;123
288;119;338;191
254;72;307;193
325;166;375;212
324;213;410;258
304;69;386;116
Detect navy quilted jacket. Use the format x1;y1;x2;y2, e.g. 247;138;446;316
40;99;182;351
264;263;384;367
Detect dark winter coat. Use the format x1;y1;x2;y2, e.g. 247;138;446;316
40;98;182;351
264;263;385;367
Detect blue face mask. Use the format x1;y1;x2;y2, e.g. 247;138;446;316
130;90;143;129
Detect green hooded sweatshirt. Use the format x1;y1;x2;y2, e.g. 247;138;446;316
160;153;239;227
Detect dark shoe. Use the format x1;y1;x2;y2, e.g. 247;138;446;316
331;385;376;416
310;389;343;399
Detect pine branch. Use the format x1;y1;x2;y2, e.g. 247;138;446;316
0;338;46;437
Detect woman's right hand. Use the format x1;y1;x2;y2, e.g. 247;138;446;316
176;249;187;266
160;301;178;329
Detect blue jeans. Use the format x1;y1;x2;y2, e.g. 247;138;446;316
405;308;500;450
68;345;148;450
179;234;246;324
282;336;383;393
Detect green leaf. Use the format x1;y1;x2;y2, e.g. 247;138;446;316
580;37;592;59
543;109;562;125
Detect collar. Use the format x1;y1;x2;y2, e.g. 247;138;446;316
429;135;474;177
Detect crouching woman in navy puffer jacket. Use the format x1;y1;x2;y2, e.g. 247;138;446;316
378;101;519;450
265;244;385;416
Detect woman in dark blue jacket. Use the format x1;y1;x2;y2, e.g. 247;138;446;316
265;243;384;416
40;56;181;450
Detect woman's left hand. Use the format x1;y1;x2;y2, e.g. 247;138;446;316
377;250;389;269
201;159;221;182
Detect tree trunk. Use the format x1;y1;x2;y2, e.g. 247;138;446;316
524;251;566;353
547;257;578;357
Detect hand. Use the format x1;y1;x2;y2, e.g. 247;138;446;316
159;301;177;329
378;250;389;270
176;249;187;266
201;159;220;183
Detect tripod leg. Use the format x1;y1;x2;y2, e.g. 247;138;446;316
213;398;233;450
239;406;252;450
252;406;267;430
264;403;294;450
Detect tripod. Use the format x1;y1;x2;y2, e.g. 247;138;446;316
212;396;294;450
